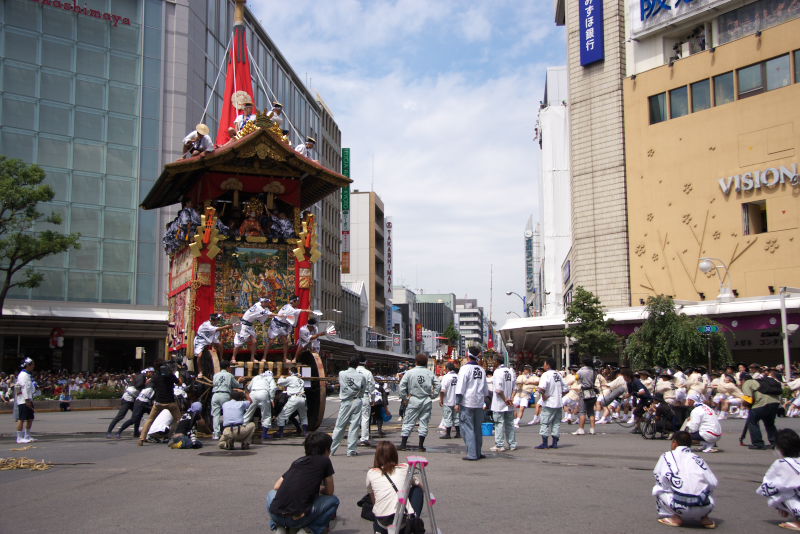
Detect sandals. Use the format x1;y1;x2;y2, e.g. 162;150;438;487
779;522;800;531
658;518;681;527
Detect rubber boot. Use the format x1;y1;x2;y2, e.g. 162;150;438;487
302;424;308;437
418;436;426;452
262;427;272;440
292;420;302;435
441;427;452;439
398;435;409;450
275;426;284;438
549;437;560;449
535;436;549;449
454;426;461;439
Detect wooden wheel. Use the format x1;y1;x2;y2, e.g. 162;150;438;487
297;350;327;430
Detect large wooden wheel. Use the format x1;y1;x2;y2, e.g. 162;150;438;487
297;350;327;431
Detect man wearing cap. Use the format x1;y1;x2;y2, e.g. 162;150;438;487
195;313;233;377
234;101;257;132
210;360;242;441
455;345;488;461
266;101;284;128
14;358;36;444
295;136;316;159
182;124;215;158
276;367;309;438
233;297;274;364
245;369;277;440
269;296;313;363
292;316;324;365
356;355;376;447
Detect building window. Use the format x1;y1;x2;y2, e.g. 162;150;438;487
742;200;768;235
738;62;764;98
669;86;689;118
691;79;711;112
795;50;800;82
766;54;791;90
649;92;667;124
713;72;735;106
718;0;800;46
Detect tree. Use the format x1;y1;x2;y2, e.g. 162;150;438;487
564;286;620;360
444;321;459;348
624;295;731;369
0;157;80;315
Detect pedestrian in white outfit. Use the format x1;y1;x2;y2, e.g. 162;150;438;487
14;358;36;443
245;370;277;439
535;358;569;449
684;402;723;453
356;356;376;446
275;368;308;437
652;431;717;528
490;355;517;452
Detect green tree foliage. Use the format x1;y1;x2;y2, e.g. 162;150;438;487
624;295;731;369
0;157;80;314
564;286;620;359
444;321;459;348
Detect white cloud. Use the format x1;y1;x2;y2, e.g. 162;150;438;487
248;0;565;324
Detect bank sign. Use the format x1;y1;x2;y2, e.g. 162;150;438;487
580;0;605;66
718;163;799;195
631;0;729;38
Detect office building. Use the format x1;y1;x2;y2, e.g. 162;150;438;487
0;0;341;370
455;298;484;350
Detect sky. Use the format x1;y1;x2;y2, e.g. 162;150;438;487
249;0;567;326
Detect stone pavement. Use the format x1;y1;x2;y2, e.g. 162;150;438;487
1;402;797;534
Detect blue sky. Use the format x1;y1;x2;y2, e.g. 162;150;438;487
249;0;567;327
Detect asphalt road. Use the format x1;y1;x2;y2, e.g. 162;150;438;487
1;400;797;534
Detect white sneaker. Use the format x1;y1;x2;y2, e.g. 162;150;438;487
16;437;31;444
24;436;36;442
572;428;585;435
589;428;596;435
701;447;719;453
513;422;520;428
596;417;607;424
212;432;220;440
507;445;517;451
489;446;504;452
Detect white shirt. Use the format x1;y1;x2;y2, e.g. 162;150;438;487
14;370;33;405
182;131;214;153
267;108;284;127
277;304;301;326
491;365;516;412
295;143;315;158
242;302;272;324
249;373;277;397
653;446;717;503
278;374;305;395
136;387;155;403
148;410;173;435
356;365;376;399
538;369;569;408
455;361;487;409
194;320;221;355
122;385;139;403
234;112;257;130
366;465;415;517
685;403;722;439
440;371;459;407
298;324;321;353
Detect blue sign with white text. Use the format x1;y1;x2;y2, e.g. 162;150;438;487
580;0;605;66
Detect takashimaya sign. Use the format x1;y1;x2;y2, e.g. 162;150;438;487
718;163;799;195
30;0;132;27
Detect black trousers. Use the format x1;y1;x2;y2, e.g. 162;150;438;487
118;401;150;437
107;400;134;433
748;402;780;447
373;485;424;534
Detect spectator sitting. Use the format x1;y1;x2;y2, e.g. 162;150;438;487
367;441;424;534
757;428;800;531
58;389;73;411
219;390;255;450
267;432;339;534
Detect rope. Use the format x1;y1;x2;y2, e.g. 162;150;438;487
249;55;303;144
200;33;233;124
0;457;51;471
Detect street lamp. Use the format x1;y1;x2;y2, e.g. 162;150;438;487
505;290;529;317
698;257;734;302
506;311;521;318
780;286;800;382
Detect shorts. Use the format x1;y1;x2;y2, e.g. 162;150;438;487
579;398;597;415
17;403;35;421
234;324;257;347
268;320;292;340
513;395;529;407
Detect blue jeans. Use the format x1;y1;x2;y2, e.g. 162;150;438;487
266;490;339;534
459;406;484;459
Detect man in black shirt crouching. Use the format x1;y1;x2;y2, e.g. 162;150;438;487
267;432;339;534
138;359;183;446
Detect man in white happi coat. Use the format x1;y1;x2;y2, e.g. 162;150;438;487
232;297;274;364
269;295;313;363
438;362;460;439
245;369;277;440
757;428;800;531
194;313;233;377
652;431;717;528
275;367;308;438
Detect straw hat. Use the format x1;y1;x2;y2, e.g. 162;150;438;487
195;123;210;136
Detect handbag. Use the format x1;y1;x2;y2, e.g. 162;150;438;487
384;473;425;534
356;493;375;521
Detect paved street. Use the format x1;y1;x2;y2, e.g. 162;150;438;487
1;400;796;534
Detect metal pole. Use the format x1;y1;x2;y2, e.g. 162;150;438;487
707;333;712;372
564;335;571;370
781;288;791;383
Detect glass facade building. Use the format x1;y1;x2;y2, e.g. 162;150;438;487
0;0;341;371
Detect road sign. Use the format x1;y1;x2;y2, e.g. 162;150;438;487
697;325;720;334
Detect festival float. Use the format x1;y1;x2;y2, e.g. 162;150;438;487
140;0;350;430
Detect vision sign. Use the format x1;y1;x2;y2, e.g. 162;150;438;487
718;163;799;195
630;0;724;38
